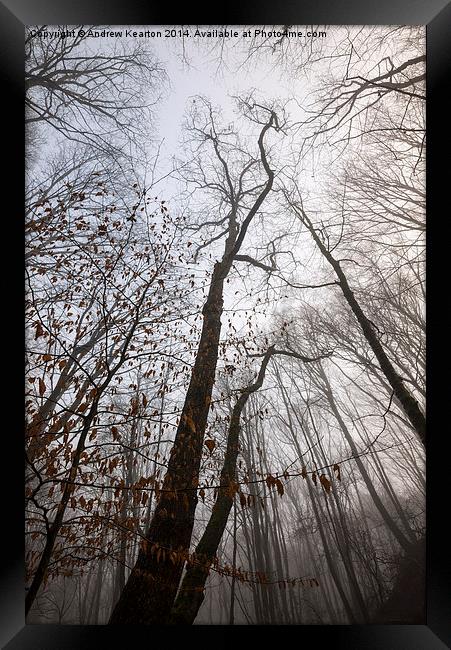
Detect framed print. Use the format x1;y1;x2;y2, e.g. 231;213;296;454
1;0;450;647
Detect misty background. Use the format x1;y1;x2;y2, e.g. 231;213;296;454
25;25;425;625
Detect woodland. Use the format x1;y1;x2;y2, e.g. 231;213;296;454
25;25;426;625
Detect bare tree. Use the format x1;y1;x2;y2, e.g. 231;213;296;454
170;344;330;624
26;183;187;614
25;27;164;158
25;26;426;626
279;189;425;446
109;97;284;624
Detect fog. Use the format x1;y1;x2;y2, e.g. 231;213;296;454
25;25;425;625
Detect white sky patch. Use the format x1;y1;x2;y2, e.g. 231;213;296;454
27;25;425;360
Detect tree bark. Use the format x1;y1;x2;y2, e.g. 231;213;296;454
109;110;277;625
168;349;273;624
108;263;227;624
169;345;327;625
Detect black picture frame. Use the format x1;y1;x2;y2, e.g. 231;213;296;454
2;1;450;647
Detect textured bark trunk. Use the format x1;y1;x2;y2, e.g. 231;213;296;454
109;263;227;624
109;111;277;624
168;383;250;623
169;351;273;625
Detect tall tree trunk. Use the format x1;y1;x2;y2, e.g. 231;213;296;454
88;559;104;624
26;287;149;616
109;262;227;624
113;420;137;607
169;349;274;624
322;486;370;622
109;112;278;625
290;203;426;445
307;466;358;623
229;499;237;625
169;346;326;625
26;398;101;616
79;568;94;624
241;498;264;623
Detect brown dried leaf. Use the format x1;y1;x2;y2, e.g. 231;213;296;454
205;439;215;454
35;322;44;339
319;474;331;494
275;478;284;497
38;377;46;397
